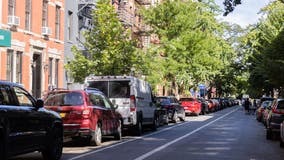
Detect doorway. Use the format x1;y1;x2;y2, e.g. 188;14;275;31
32;53;42;98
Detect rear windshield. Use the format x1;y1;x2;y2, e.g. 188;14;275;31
87;80;130;98
44;92;84;106
277;100;284;109
180;98;194;102
87;81;108;96
262;101;271;108
156;97;171;105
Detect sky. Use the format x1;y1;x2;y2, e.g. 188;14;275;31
215;0;271;28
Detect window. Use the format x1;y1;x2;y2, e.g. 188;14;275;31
89;94;105;107
55;59;59;88
25;0;32;31
6;50;13;82
8;0;15;16
55;5;61;39
13;86;34;107
0;85;12;105
48;58;53;86
67;11;73;41
16;51;22;83
42;0;48;27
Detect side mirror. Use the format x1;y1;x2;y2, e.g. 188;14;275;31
36;99;44;109
114;104;119;109
112;99;116;105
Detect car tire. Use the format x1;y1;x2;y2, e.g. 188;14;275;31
0;129;7;160
266;129;273;140
42;127;63;160
152;116;158;131
134;119;143;136
114;120;122;140
172;111;178;123
280;138;284;148
90;123;102;146
180;112;186;122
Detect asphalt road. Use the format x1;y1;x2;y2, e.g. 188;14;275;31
10;106;284;160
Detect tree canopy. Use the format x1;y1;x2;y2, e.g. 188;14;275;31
65;0;144;83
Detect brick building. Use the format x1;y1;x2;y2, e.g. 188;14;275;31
0;0;64;98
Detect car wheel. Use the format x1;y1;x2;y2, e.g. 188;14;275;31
280;138;284;148
42;127;63;160
134;119;143;136
152;116;158;131
172;111;178;123
114;120;122;140
266;129;273;140
179;112;186;122
0;129;7;160
90;123;102;146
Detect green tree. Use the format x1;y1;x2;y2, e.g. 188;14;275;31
243;0;284;97
141;0;234;96
65;0;143;83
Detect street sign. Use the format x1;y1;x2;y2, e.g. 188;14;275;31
0;29;11;47
198;84;206;89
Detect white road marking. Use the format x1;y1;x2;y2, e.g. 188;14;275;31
68;121;190;160
68;107;239;160
133;108;239;160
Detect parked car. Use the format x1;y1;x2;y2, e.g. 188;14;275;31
197;98;209;114
154;104;169;126
280;120;284;148
44;88;122;146
85;75;158;136
179;97;202;116
256;100;272;122
266;99;284;140
155;96;186;123
0;81;63;160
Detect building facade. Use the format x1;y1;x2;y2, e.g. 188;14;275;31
0;0;65;98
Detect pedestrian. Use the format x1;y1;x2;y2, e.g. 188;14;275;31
244;98;250;114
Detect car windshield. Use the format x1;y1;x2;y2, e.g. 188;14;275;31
44;92;84;106
262;101;271;108
180;98;194;102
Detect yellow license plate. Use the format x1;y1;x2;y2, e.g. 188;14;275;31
60;113;66;118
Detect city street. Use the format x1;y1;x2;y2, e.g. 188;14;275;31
9;106;284;160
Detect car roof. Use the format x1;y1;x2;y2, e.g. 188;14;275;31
46;88;104;96
0;80;24;88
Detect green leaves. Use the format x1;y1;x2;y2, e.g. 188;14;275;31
65;0;142;83
243;1;284;97
141;0;235;95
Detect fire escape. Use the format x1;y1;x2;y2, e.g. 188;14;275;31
117;1;134;27
133;0;152;48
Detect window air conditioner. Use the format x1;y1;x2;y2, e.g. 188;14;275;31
7;16;20;26
42;27;52;36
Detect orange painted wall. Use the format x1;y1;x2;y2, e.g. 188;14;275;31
1;0;64;97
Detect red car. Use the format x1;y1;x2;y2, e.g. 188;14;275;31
179;98;202;116
44;88;122;146
256;100;272;122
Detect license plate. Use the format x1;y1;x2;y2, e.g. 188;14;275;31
60;113;66;118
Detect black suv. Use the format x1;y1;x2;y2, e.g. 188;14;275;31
0;81;63;160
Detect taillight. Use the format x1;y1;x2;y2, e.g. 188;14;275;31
130;95;136;112
272;108;284;114
82;108;91;118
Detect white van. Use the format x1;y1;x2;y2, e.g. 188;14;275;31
84;75;157;135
